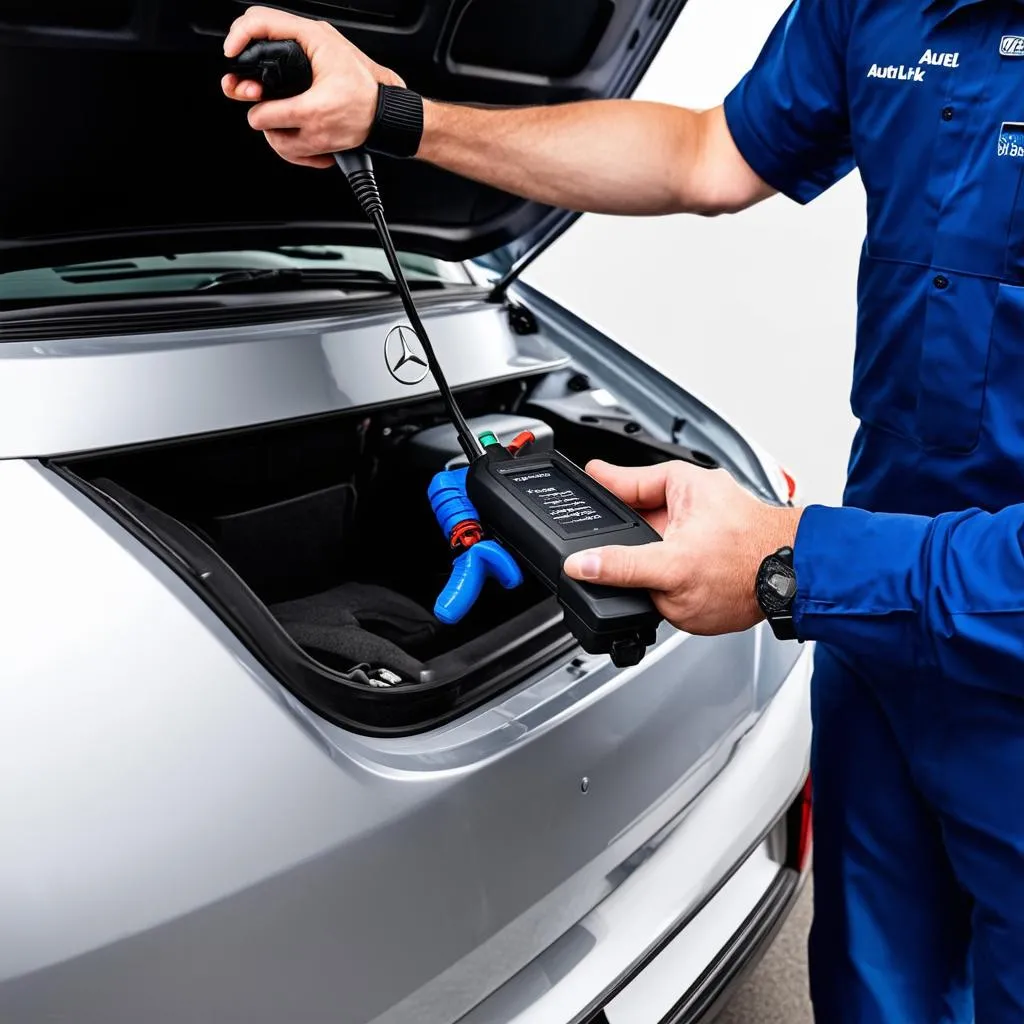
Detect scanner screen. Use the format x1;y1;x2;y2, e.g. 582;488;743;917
505;465;625;536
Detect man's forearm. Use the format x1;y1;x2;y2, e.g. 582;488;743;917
224;10;772;213
418;99;771;216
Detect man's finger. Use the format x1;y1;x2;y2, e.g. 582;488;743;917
262;131;335;168
563;541;677;591
248;95;313;132
222;74;262;102
264;133;334;168
296;154;336;169
263;126;329;161
585;460;672;510
224;6;313;58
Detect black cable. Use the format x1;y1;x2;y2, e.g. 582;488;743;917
371;210;482;462
334;154;482;463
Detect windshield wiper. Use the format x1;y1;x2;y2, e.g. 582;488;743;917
54;266;445;293
197;267;398;293
0;267;461;314
198;268;453;294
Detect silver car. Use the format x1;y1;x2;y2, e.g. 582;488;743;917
0;3;811;1022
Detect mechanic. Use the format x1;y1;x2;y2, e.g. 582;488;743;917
222;4;1024;1020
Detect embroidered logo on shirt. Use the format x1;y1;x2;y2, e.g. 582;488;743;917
1000;35;1024;57
866;63;926;82
866;48;963;82
919;49;960;67
997;122;1024;158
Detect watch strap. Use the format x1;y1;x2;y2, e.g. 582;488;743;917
766;609;798;641
365;84;424;159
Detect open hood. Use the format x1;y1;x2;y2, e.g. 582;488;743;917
0;0;688;271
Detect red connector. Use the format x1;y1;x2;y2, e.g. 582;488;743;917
449;519;484;551
507;430;536;456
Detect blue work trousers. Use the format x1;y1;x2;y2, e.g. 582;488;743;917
808;644;1024;1023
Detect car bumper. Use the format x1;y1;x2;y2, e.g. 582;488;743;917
598;855;804;1024
657;866;803;1024
458;643;813;1024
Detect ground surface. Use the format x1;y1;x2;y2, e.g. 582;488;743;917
717;886;813;1024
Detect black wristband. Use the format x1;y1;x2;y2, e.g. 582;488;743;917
365;84;424;159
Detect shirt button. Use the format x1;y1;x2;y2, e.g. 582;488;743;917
942;106;954;121
934;274;950;290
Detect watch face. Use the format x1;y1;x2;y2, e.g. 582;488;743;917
768;570;797;600
758;555;797;616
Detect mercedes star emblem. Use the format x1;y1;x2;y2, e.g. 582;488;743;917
384;325;431;386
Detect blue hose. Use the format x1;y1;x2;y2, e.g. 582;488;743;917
428;467;523;624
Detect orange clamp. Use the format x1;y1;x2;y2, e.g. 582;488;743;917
449;519;484;551
507;430;536;456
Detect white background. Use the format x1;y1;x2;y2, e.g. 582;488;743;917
524;0;866;507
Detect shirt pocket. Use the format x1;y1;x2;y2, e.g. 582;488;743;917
914;270;1000;453
852;259;1000;455
911;120;1024;452
981;281;1024;456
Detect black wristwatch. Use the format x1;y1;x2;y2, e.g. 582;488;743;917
755;546;800;641
365;84;424;159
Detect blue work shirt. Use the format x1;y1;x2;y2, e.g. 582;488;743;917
724;0;1024;688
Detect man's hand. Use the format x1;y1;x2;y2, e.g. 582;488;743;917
563;460;803;636
221;7;404;168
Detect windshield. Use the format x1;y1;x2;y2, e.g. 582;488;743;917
0;246;472;307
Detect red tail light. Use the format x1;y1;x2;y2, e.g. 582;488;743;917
796;774;813;873
780;467;798;503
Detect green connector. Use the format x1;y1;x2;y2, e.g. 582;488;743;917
478;431;500;448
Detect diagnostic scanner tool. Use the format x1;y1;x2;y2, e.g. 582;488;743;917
468;442;661;665
231;41;664;667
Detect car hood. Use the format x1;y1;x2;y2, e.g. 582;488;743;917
0;0;688;271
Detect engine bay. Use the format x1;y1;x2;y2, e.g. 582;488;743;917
56;368;719;734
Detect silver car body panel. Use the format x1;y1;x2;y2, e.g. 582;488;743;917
0;299;569;458
462;648;810;1024
0;455;804;1023
0;287;807;1022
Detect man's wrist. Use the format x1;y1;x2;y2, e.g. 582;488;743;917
764;505;802;550
417;98;447;161
746;505;803;624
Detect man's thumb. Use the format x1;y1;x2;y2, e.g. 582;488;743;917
563;542;672;590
